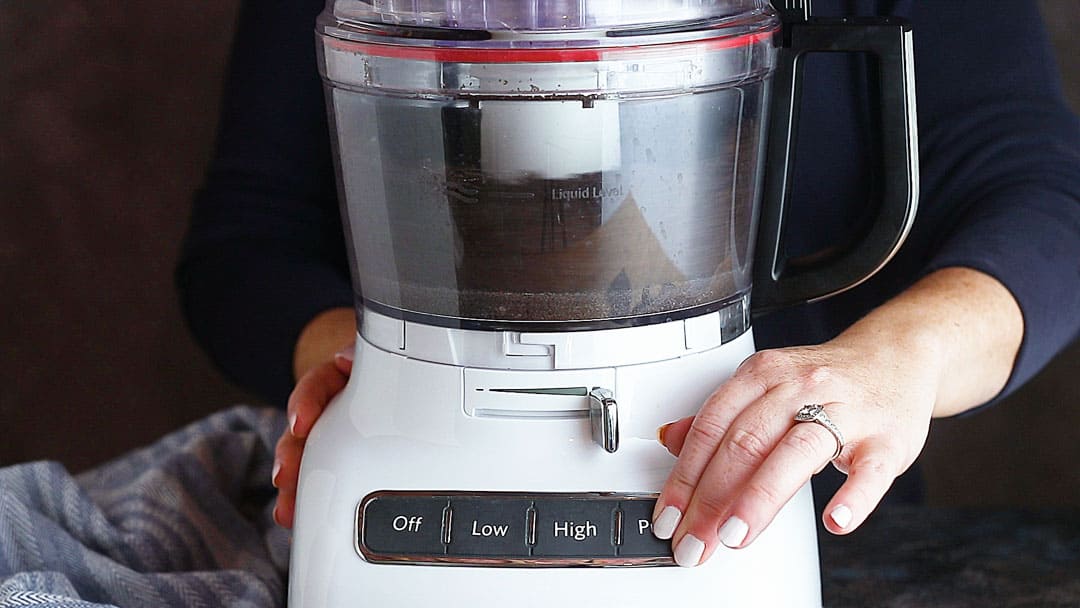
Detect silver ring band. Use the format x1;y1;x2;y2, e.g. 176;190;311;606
794;404;845;460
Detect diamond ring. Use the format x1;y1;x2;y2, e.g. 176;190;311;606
794;404;845;461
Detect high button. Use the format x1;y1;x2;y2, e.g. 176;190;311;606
532;498;618;558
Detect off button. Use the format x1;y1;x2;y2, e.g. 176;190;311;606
361;495;448;556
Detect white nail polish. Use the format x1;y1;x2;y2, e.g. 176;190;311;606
335;345;355;362
652;506;682;540
288;413;298;435
830;504;853;529
673;534;706;567
271;460;282;487
718;516;749;548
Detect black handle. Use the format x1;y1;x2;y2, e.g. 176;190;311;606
751;14;919;316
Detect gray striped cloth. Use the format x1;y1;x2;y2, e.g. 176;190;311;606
0;406;290;607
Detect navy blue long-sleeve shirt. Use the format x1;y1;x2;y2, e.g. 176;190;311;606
177;0;1080;408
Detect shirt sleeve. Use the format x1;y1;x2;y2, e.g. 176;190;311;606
175;0;353;407
904;0;1080;402
759;0;1080;406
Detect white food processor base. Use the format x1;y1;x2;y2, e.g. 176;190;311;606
289;312;822;607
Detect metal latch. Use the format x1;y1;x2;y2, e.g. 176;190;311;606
588;388;619;453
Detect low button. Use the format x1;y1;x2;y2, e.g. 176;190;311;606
617;497;673;558
532;499;618;558
447;498;532;558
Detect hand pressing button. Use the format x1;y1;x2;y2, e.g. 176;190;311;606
618;498;673;558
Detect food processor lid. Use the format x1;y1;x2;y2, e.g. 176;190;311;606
325;0;774;32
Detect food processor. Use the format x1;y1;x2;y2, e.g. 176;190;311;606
290;0;918;605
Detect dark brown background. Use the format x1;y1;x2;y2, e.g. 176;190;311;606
1;2;1077;506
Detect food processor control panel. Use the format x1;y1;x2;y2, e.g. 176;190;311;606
357;491;673;566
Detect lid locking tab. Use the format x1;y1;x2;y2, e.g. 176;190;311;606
588;388;619;453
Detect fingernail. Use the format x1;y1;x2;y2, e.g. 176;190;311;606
271;460;282;488
673;534;706;567
272;504;281;526
335;345;355;363
829;504;853;529
718;516;749;548
652;506;682;539
656;423;672;447
288;413;298;436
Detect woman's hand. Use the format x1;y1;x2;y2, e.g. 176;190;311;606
272;349;352;528
272;307;355;528
651;267;1024;567
651;339;936;567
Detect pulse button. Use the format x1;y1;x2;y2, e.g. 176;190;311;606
617;497;672;557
